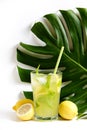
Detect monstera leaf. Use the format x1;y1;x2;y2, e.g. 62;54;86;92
17;8;87;118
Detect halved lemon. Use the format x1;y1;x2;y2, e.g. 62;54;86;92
12;98;34;111
16;103;34;121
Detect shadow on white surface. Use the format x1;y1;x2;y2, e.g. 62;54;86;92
0;109;18;121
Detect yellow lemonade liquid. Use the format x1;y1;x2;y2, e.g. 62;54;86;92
31;70;62;120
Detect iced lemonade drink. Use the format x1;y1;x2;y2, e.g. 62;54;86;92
31;70;62;120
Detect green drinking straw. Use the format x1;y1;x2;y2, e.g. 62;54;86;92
54;46;64;74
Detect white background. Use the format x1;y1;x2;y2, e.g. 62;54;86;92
0;0;87;129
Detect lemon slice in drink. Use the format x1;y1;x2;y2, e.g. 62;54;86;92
16;103;34;121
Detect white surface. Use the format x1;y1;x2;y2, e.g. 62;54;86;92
0;0;87;129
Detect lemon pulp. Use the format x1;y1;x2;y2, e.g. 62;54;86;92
17;103;34;121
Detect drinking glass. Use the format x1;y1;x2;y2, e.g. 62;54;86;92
31;70;62;120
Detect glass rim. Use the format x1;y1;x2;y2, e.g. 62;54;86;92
31;69;62;75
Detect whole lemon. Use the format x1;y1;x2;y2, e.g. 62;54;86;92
58;100;78;120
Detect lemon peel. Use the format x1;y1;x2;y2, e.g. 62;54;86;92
58;100;78;120
12;98;34;111
17;103;34;121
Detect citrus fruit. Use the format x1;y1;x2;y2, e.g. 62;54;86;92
17;103;34;121
12;98;34;111
58;100;78;120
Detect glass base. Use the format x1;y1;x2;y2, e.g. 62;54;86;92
35;115;58;121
